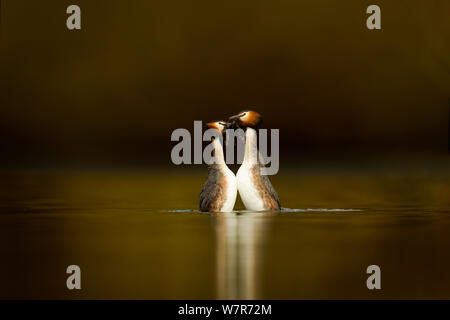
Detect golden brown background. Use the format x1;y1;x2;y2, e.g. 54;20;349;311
1;0;449;167
1;1;450;300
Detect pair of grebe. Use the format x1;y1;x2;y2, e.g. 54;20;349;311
199;110;280;212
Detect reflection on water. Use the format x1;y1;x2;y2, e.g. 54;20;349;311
213;212;272;299
212;208;362;299
0;165;450;299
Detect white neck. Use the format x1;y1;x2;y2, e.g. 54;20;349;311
243;128;258;165
213;138;226;165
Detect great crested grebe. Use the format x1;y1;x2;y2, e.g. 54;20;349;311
228;111;281;211
199;121;237;212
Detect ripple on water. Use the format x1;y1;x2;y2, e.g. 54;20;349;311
281;208;362;212
167;208;362;213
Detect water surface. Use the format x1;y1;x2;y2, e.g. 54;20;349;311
1;167;449;299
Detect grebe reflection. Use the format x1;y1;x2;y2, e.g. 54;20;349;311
212;212;274;299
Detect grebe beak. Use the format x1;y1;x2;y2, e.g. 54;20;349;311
228;114;243;121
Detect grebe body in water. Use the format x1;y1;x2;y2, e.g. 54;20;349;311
229;111;280;211
199;121;237;212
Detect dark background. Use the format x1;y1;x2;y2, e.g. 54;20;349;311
1;0;449;167
1;1;450;301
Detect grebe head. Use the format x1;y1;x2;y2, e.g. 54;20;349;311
206;121;227;135
228;110;262;129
